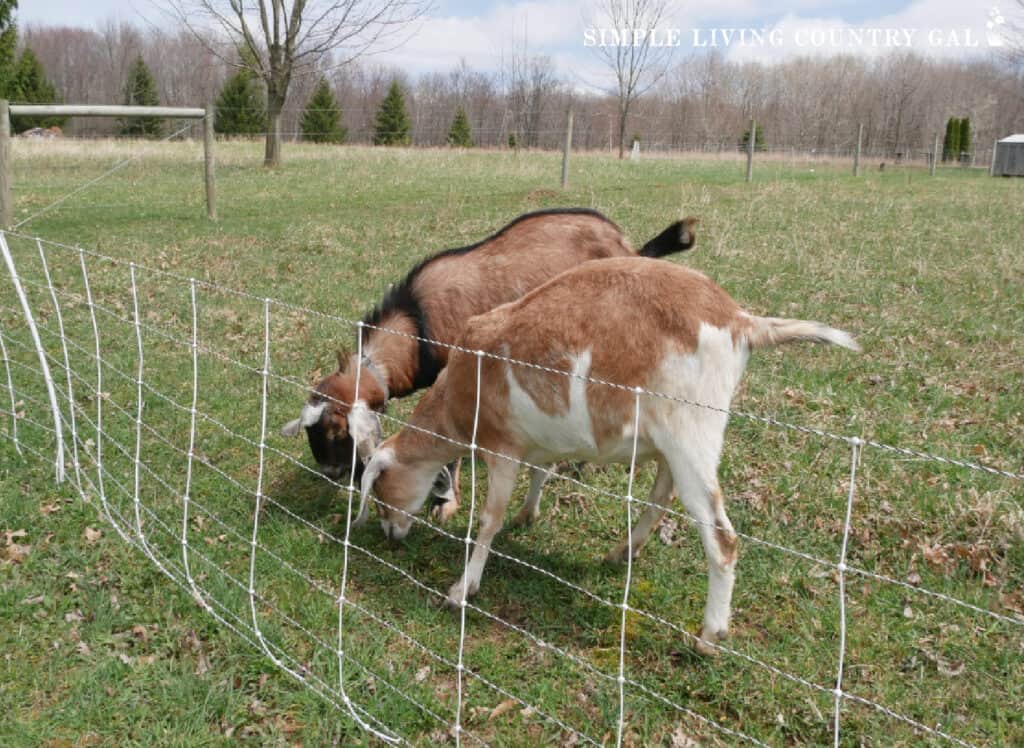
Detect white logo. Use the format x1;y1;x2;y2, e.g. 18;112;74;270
986;6;1006;47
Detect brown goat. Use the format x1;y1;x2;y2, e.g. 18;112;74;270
359;257;859;654
281;209;697;517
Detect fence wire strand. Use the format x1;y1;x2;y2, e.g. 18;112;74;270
2;229;1022;747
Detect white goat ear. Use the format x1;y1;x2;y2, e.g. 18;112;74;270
280;402;327;437
356;447;393;527
349;402;382;462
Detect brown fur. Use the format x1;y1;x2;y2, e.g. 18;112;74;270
293;211;699;485
363;256;858;651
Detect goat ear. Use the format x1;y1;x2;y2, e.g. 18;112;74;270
280;402;327;437
356;448;392;527
349;402;382;463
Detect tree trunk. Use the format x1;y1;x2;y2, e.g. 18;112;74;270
617;102;629;160
264;93;284;168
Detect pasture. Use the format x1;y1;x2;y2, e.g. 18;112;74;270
1;140;1022;746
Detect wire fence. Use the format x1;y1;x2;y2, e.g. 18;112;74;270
1;228;1021;746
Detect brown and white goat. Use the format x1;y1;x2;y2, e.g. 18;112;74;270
358;257;859;653
281;209;697;517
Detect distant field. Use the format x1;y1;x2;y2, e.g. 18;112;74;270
1;140;1021;747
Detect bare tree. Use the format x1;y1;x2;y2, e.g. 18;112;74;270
161;0;430;166
1000;2;1024;69
589;0;673;158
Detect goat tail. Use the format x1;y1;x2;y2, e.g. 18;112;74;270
744;316;861;352
639;217;698;258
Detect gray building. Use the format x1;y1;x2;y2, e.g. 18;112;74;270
993;134;1024;176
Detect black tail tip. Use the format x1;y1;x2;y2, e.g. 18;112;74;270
639;217;699;258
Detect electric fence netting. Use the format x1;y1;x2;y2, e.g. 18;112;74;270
1;230;1021;746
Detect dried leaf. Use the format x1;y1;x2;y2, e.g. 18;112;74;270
2;529;28;544
64;609;85;623
670;726;702;747
22;595;45;605
938;660;965;677
3;543;31;563
488;699;517;721
414;665;431;683
83;527;102;544
40;503;61;516
76;641;92;656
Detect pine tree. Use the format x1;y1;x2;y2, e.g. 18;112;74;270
120;56;162;138
446;106;473;147
958;117;971;162
215;67;265;136
300;77;347;144
942;117;960;163
0;0;17;98
8;48;66;133
373;80;410;146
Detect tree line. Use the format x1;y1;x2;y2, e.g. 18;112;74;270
5;15;1024;161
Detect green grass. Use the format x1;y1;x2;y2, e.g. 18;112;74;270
1;141;1022;746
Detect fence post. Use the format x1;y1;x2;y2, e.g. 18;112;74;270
746;118;755;183
930;134;939;176
853;123;863;177
204;104;217;221
561;108;573;190
0;100;10;229
989;139;998;177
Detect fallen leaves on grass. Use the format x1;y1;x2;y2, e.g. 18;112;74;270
670;726;702;747
2;529;31;563
83;527;102;544
488;698;517;721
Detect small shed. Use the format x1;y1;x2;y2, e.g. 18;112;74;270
993;134;1024;176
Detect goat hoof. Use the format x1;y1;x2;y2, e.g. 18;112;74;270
604;543;640;563
694;626;727;657
430;500;459;524
510;510;538;528
446;579;478;609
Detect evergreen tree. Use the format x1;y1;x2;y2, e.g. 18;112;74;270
446;106;473;147
8;48;65;133
958;117;971;162
215;67;266;136
0;0;17;98
740;126;766;152
300;77;346;143
942;117;960;163
373;80;410;146
120;56;162;138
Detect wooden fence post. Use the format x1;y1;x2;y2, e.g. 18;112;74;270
930;134;939;176
204;104;217;221
561;108;573;190
853;123;863;177
989;139;999;177
746;118;755;183
0;100;10;228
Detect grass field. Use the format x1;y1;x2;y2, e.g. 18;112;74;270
1;140;1022;747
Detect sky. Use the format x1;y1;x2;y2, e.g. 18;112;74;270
17;0;1017;79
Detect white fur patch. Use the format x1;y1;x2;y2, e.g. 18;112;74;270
280;401;327;437
356;446;395;526
349;400;381;459
505;350;598;458
301;401;327;427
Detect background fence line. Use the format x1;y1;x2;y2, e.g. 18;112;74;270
2;228;1021;745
